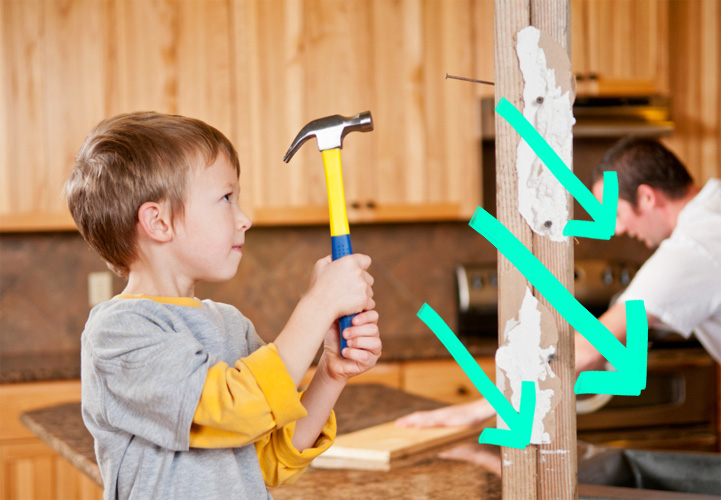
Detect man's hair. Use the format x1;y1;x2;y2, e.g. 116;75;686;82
66;111;240;277
590;137;694;206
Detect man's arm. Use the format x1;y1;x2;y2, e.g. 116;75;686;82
575;300;658;374
398;301;659;429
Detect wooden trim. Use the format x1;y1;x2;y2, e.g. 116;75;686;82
253;202;467;226
0;212;78;233
0;202;469;232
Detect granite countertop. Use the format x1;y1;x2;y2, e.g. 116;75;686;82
21;383;502;499
0;350;82;383
1;335;498;384
20;383;672;499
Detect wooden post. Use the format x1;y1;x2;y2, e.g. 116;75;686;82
494;1;577;499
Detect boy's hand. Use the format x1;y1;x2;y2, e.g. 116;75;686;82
319;309;381;382
306;254;375;321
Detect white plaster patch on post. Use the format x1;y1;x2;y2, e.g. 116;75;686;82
514;26;575;242
495;287;557;444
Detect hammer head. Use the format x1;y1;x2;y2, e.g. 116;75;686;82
283;111;373;163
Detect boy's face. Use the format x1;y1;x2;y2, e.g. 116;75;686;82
171;154;251;284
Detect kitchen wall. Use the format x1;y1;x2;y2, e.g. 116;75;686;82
2;0;716;358
0;222;650;357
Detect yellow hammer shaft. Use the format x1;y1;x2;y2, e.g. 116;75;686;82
321;148;350;237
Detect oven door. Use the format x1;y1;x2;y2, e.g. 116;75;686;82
577;349;718;451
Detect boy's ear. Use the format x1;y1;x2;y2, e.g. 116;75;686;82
137;201;173;242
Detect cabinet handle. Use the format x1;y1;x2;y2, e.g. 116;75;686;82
350;201;361;210
366;200;376;209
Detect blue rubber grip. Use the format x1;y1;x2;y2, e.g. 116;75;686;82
331;234;355;354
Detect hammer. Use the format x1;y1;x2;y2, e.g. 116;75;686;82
283;112;374;353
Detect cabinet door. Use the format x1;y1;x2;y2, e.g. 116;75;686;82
0;380;102;500
0;0;234;232
234;0;481;226
0;0;114;231
364;0;480;223
115;0;233;136
572;0;670;94
230;0;372;225
0;439;103;500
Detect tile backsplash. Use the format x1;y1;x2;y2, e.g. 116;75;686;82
0;222;650;356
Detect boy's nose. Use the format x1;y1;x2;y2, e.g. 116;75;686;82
236;209;252;231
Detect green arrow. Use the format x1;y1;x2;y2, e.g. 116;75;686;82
417;304;536;449
469;207;648;395
495;97;618;240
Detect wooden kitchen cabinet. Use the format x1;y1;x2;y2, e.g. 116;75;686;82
571;0;670;94
0;380;102;500
0;0;115;232
1;0;480;232
3;0;716;232
0;0;235;232
234;0;481;226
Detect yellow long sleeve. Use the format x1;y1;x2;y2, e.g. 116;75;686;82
255;412;336;487
189;344;336;486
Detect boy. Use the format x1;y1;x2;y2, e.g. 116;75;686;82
66;111;381;500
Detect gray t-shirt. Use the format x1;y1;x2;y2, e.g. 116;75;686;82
81;297;274;500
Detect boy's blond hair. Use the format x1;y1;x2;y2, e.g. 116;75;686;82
66;111;240;277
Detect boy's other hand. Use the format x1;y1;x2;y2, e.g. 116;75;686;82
320;309;381;382
307;254;375;320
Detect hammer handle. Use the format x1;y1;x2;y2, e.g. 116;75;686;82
331;234;356;353
323;148;355;355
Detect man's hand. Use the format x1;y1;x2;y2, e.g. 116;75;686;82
395;398;495;428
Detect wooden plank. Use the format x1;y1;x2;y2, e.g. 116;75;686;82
311;420;486;469
493;1;536;498
530;2;577;499
495;0;576;498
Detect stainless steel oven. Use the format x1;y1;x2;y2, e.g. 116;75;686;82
576;347;718;451
456;259;635;339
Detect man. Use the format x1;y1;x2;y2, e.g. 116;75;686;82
397;137;721;432
579;137;721;370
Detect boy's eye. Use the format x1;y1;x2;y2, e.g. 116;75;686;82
222;193;232;202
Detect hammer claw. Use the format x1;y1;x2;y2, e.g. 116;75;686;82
283;111;373;163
